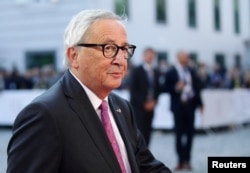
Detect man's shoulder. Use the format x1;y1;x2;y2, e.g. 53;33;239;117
132;64;143;71
166;66;177;75
30;79;64;108
110;91;128;104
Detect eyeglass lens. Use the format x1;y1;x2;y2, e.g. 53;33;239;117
103;44;134;59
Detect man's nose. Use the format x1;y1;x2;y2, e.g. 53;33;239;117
112;50;127;65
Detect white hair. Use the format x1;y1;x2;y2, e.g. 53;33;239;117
63;9;127;68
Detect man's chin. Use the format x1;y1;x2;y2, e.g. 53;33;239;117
110;83;122;90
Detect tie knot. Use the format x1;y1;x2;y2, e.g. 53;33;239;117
100;100;108;112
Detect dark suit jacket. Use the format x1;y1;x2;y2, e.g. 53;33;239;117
7;70;171;173
129;65;161;110
164;66;203;112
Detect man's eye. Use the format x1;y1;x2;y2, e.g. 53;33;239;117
105;45;115;50
121;47;128;51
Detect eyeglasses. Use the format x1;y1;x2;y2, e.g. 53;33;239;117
76;43;136;60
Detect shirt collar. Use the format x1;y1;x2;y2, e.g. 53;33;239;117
143;62;152;71
69;70;108;111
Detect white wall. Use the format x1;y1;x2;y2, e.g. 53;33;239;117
0;0;249;72
128;0;250;68
0;0;112;72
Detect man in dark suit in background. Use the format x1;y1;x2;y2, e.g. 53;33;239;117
129;48;162;147
164;50;203;171
7;9;172;173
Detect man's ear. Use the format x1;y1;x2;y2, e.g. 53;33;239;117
67;47;79;69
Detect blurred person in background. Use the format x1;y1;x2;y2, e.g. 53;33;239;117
129;47;162;147
209;63;226;88
227;67;244;89
0;68;6;91
244;69;250;88
197;62;211;89
158;59;169;91
164;50;203;171
7;9;172;173
4;67;34;89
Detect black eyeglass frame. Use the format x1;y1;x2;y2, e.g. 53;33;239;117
76;43;136;59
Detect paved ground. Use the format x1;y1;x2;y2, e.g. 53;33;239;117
1;124;250;173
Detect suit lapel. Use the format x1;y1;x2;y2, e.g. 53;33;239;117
108;96;129;147
62;70;121;172
173;66;181;81
108;95;139;173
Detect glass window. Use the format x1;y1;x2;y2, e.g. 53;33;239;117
235;54;241;68
215;53;226;75
214;0;221;31
157;51;168;62
189;52;198;68
233;0;240;34
115;0;129;18
188;0;196;27
156;0;167;23
25;51;55;69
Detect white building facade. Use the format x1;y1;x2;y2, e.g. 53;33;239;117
0;0;249;72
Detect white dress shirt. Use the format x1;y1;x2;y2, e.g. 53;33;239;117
175;64;194;102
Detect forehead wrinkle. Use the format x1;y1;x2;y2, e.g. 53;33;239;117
87;20;127;44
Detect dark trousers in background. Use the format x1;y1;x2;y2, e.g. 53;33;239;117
173;103;195;164
133;108;154;147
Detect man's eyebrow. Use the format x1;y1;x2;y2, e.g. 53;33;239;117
100;41;130;46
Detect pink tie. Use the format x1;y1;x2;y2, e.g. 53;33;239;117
100;100;126;173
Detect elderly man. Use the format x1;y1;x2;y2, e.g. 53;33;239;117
7;9;172;173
